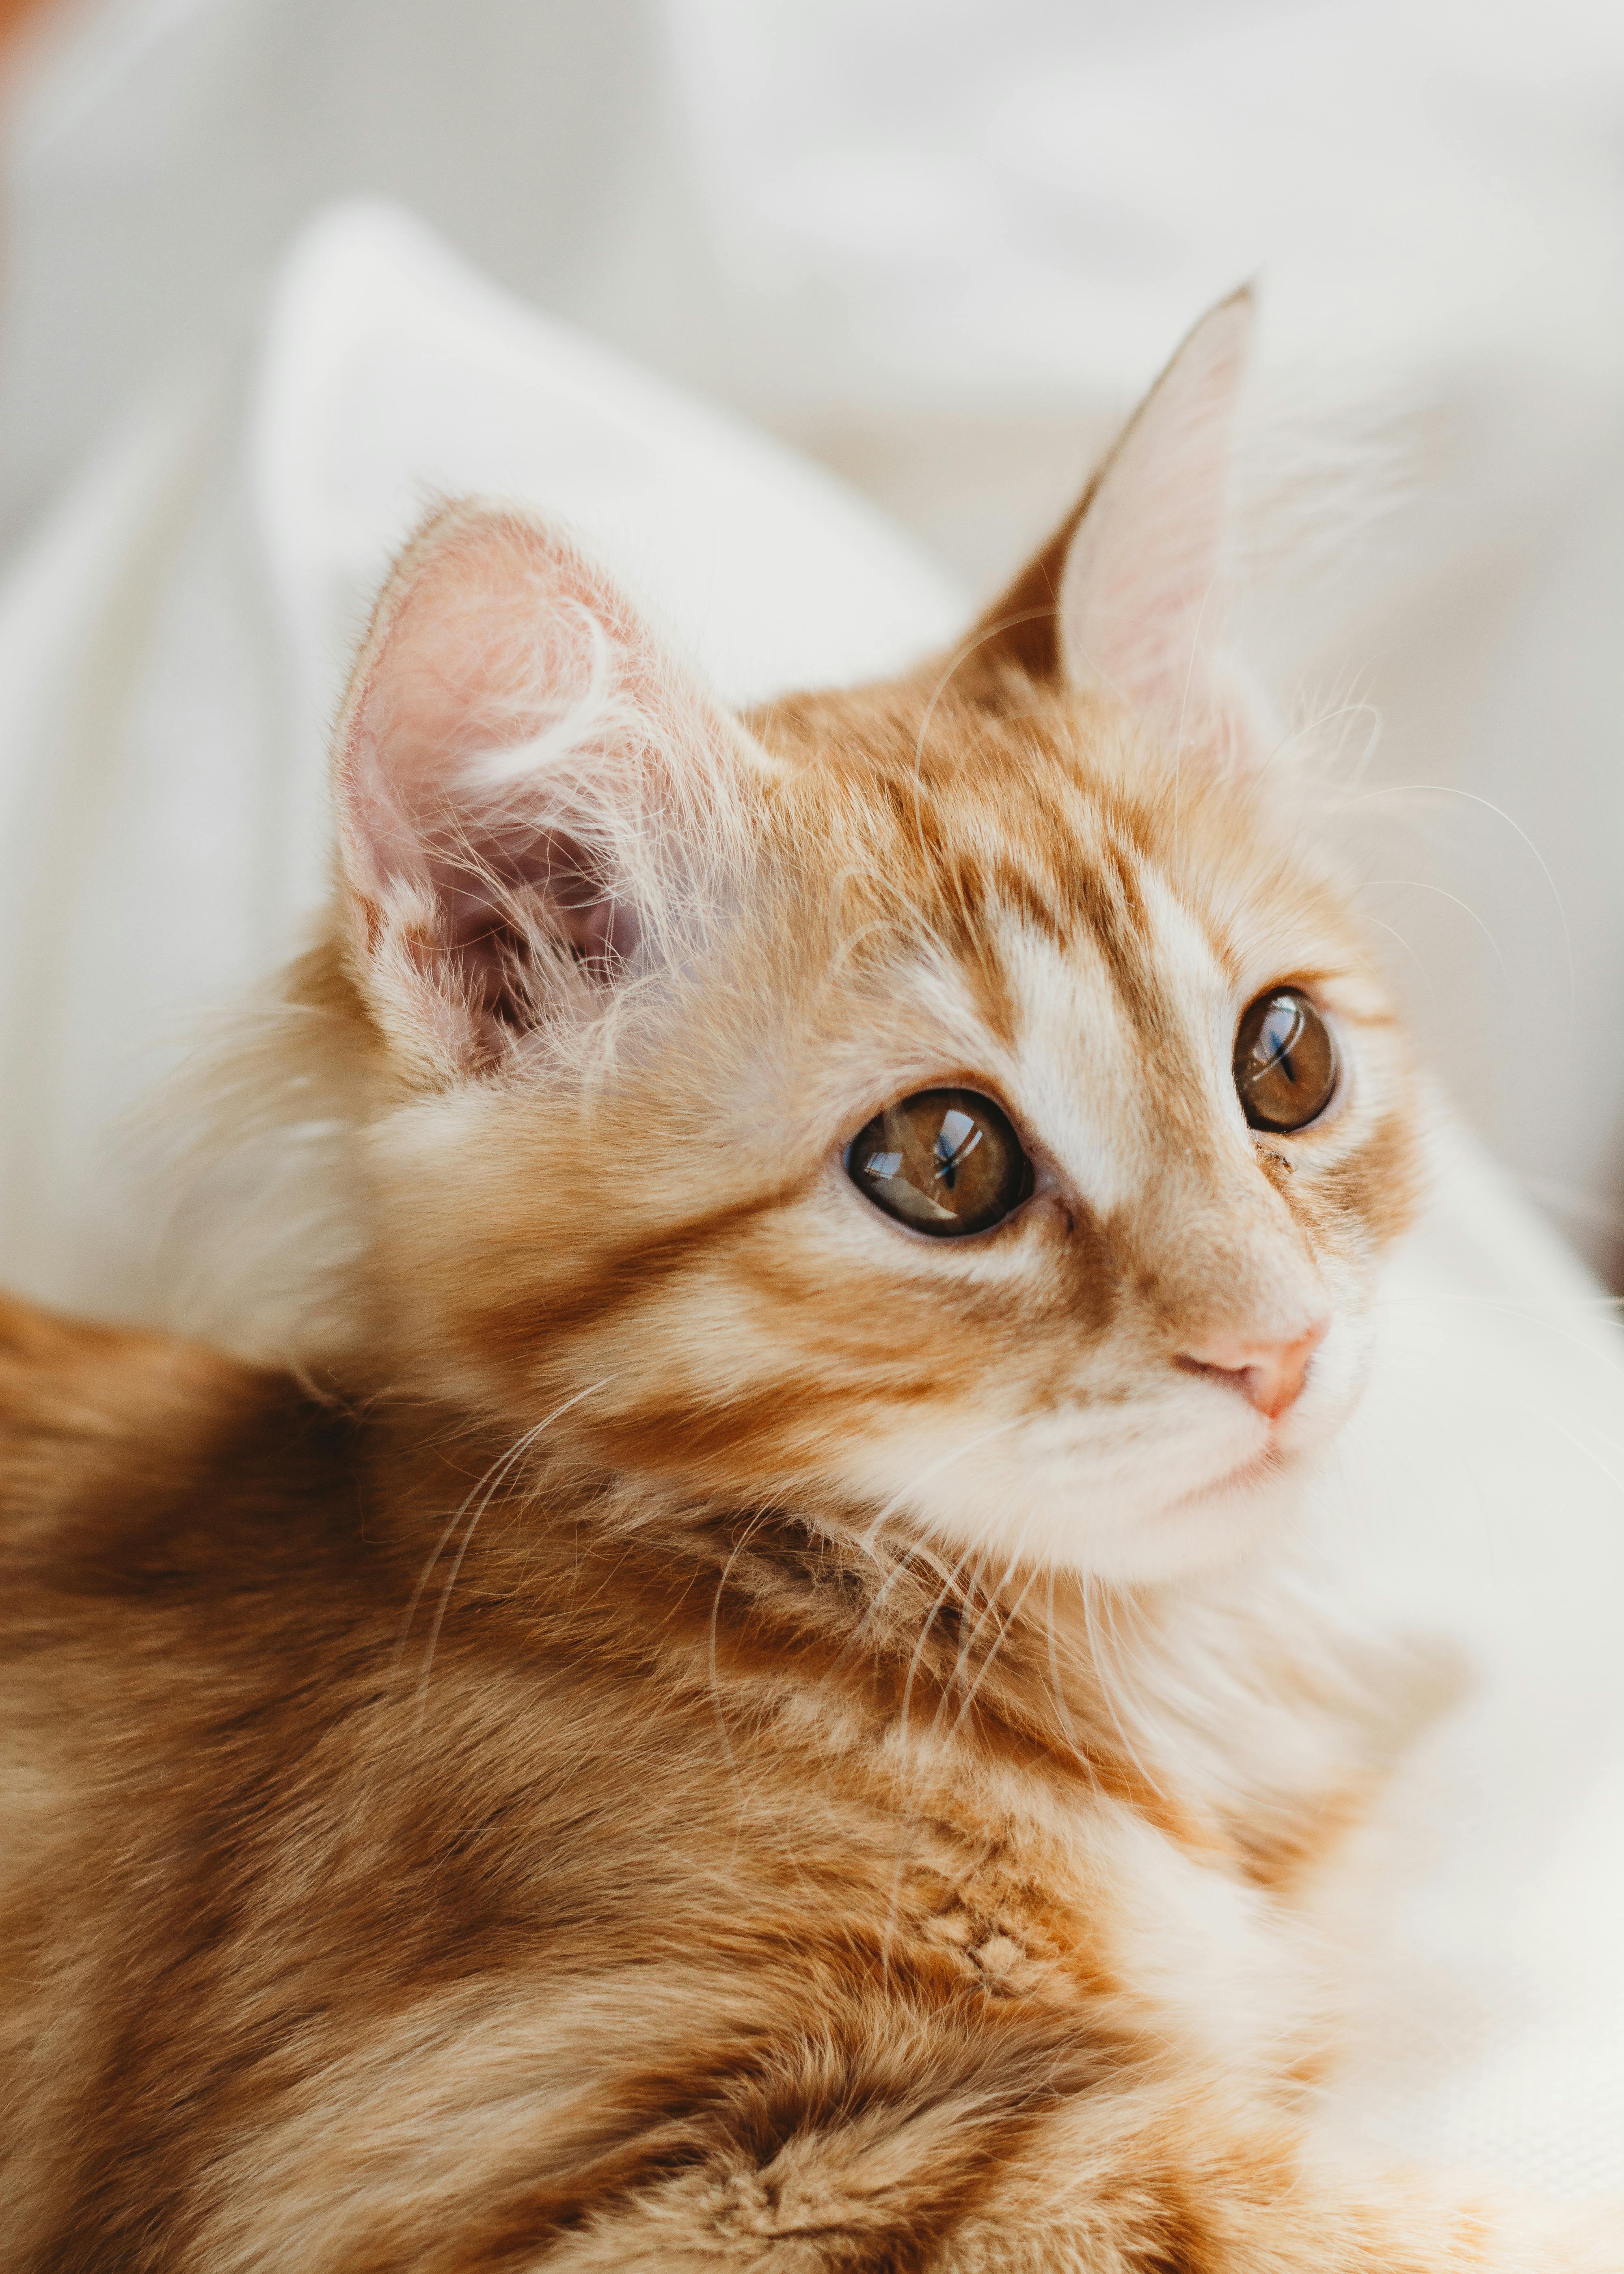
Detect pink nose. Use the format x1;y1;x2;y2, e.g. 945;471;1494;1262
1178;1320;1328;1420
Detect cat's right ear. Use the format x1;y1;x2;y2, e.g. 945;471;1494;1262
332;501;766;1083
973;290;1254;746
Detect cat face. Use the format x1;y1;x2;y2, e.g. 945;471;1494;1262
335;292;1417;1585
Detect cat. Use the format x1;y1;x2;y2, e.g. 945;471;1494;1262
2;288;1618;2271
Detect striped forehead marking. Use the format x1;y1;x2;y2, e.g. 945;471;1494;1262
931;804;1241;1081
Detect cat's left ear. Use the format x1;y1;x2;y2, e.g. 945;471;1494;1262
978;289;1253;738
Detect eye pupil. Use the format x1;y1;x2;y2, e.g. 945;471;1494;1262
1233;988;1337;1133
848;1089;1032;1237
931;1109;983;1191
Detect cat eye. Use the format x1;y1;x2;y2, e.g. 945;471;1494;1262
847;1088;1034;1238
1233;988;1338;1133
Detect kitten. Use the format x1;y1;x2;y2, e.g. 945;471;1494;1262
2;292;1616;2270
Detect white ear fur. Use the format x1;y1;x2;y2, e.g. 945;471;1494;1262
1057;290;1253;733
334;501;760;1079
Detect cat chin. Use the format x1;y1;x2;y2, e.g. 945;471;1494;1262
1086;1448;1318;1586
893;1437;1326;1592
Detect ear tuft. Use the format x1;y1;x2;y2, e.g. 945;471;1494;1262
334;502;758;1079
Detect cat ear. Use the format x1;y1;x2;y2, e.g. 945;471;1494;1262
979;289;1253;734
334;501;760;1079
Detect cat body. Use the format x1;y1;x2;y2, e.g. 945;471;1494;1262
0;1297;1421;2270
2;294;1618;2268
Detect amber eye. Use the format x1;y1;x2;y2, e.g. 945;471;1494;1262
847;1088;1034;1238
1233;988;1338;1133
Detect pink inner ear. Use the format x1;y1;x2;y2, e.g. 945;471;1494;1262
1057;290;1252;724
337;506;689;1051
418;820;637;1035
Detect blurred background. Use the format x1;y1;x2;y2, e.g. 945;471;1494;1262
0;0;1622;1282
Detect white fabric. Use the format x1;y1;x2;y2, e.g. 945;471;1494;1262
0;205;961;1314
0;202;1621;2197
1317;1130;1624;2197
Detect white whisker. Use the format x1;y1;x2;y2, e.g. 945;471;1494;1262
410;1379;610;1731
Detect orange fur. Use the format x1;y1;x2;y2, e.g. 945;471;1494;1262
3;296;1619;2269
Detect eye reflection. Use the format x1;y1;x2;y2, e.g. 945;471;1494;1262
847;1089;1033;1238
1233;989;1338;1133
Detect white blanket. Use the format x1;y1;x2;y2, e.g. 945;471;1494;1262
0;203;1620;2198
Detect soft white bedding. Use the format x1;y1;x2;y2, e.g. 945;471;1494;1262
1;202;1621;2199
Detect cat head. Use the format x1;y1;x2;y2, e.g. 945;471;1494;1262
332;290;1418;1586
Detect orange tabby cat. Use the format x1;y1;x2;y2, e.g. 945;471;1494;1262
2;293;1617;2270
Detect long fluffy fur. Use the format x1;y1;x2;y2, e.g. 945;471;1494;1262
4;309;1622;2268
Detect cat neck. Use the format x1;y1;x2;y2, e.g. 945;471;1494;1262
356;1394;1346;1856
